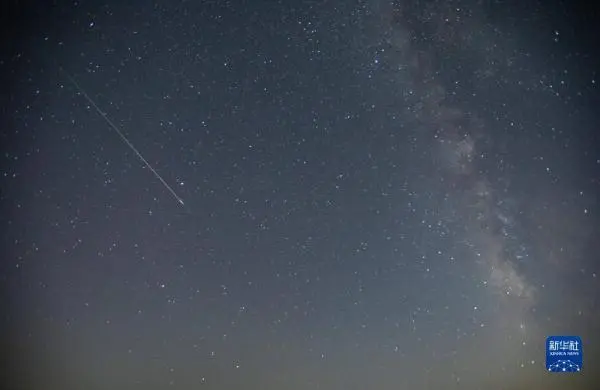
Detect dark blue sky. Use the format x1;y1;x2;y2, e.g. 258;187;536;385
2;0;599;389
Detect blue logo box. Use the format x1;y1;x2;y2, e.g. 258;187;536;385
546;335;583;372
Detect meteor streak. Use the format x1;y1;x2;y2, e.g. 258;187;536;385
61;68;185;207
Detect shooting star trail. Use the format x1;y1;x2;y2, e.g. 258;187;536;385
60;68;185;207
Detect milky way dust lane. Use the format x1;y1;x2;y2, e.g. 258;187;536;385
60;68;185;207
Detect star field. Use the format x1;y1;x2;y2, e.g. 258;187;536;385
2;1;600;389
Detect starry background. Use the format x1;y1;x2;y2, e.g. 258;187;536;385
1;0;600;389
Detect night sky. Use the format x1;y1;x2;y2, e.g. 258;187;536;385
2;1;600;389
